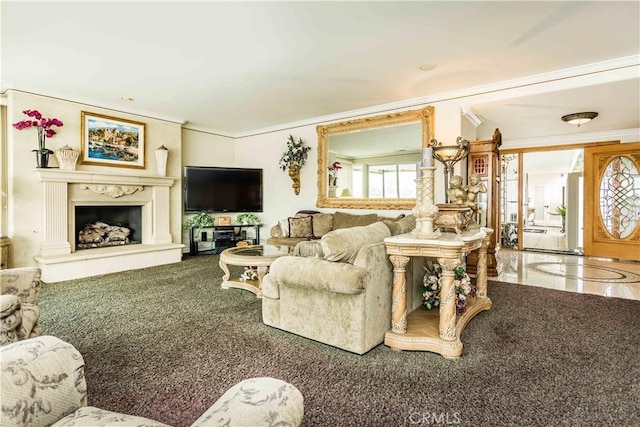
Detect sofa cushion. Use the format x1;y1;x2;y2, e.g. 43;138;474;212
288;216;314;238
310;213;334;237
332;212;378;230
294;240;324;258
321;221;391;264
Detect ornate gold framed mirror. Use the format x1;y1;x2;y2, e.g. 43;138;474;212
316;106;434;210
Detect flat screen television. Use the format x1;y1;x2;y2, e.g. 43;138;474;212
184;166;263;213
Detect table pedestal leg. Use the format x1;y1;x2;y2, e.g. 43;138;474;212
476;233;490;298
437;257;461;341
389;255;410;334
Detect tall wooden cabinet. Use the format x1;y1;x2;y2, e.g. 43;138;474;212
466;129;502;277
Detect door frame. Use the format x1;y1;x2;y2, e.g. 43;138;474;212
500;140;619;252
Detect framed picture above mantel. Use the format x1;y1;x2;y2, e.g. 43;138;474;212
80;112;145;169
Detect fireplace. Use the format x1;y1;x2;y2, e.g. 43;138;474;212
75;205;142;250
34;169;184;282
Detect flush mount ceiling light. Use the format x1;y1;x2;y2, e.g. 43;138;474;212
561;112;598;127
419;63;436;71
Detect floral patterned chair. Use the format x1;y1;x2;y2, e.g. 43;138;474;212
1;267;43;346
1;336;304;427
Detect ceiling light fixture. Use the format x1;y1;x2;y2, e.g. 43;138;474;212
561;112;598;127
120;96;135;101
419;64;436;71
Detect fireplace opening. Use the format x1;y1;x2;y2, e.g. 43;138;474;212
75;205;142;250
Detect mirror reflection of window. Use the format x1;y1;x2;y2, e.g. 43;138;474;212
399;164;417;198
352;166;363;198
366;164;417;198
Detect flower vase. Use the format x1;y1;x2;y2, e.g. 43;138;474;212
33;127;53;168
288;164;301;195
155;145;169;176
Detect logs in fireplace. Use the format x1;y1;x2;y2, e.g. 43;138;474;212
77;221;131;249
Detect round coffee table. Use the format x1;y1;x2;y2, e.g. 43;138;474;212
219;245;294;297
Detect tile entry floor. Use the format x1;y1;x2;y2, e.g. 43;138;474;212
494;249;640;301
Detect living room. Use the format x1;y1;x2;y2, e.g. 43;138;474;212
2;2;640;426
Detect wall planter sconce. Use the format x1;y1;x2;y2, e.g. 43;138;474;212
279;135;311;195
561;112;598;127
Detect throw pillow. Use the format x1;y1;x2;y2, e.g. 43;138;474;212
332;212;378;230
278;218;290;237
311;213;334;238
288;216;314;238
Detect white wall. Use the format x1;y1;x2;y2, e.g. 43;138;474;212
5;91;183;267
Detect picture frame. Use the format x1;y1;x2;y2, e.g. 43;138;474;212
218;216;232;226
80;111;145;168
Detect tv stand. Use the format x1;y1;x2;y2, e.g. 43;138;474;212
189;224;261;255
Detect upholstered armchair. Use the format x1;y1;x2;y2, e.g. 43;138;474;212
1;267;43;346
262;221;395;355
1;336;305;427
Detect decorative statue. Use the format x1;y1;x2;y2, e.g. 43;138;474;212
446;175;467;205
464;173;487;228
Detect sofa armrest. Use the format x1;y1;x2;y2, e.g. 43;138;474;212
265;256;367;295
1;336;87;427
1;267;42;305
190;377;304;427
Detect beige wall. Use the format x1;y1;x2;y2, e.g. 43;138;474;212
180;128;235;244
5;91;183;267
6;87;634;262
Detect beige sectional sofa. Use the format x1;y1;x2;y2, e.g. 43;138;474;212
266;210;404;247
261;215;416;354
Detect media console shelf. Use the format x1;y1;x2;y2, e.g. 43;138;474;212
189;224;261;255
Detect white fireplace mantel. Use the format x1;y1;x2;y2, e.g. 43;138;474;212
34;169;183;282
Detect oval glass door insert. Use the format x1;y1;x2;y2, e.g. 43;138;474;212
599;155;639;239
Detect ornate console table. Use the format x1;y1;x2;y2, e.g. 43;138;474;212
384;228;493;358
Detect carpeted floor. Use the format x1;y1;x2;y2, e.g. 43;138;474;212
39;255;640;427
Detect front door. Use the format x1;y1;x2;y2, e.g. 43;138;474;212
584;142;640;260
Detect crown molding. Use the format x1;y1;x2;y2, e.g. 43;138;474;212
234;55;640;138
462;107;483;128
181;123;235;139
503;128;640;149
2;88;186;125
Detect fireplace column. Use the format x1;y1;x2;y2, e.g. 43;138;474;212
41;181;71;257
151;186;172;245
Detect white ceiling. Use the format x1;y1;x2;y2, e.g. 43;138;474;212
2;1;639;138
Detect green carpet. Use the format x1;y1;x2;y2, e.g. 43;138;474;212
39;255;640;427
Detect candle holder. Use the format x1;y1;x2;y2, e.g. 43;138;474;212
411;166;441;239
